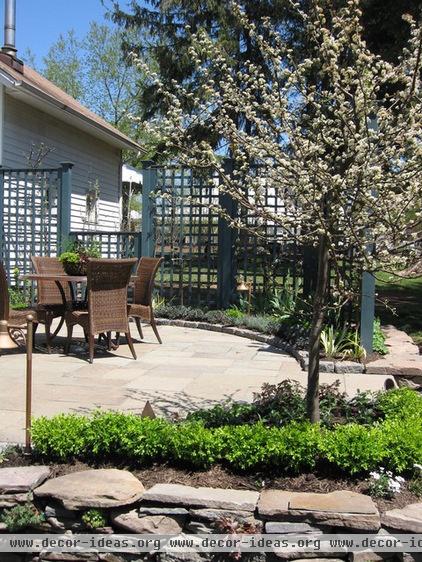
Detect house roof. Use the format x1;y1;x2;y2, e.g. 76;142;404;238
0;59;142;152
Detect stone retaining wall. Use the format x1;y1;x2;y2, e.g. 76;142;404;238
1;467;421;562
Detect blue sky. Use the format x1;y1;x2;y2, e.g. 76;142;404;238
3;0;133;62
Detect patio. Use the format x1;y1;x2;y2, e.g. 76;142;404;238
0;322;394;444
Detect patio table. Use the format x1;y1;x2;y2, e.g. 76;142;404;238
21;273;139;349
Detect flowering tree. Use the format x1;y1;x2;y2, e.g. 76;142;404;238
136;0;422;421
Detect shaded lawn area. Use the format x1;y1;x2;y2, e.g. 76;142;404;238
376;272;422;346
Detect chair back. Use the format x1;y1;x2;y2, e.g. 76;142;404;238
87;258;137;335
133;257;163;307
0;262;10;321
31;256;72;305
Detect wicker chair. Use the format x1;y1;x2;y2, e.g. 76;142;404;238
31;256;73;352
128;257;163;344
64;258;137;363
0;261;38;344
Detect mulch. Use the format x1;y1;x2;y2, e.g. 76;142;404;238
1;451;419;514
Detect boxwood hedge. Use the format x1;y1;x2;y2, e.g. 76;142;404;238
31;389;421;476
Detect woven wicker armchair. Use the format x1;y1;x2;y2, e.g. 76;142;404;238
0;261;38;344
31;256;73;352
64;258;137;363
128;257;163;344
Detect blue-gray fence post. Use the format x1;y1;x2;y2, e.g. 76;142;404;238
360;271;376;353
141;163;157;257
58;162;74;254
360;115;378;354
0;168;4;263
217;159;237;309
134;231;142;260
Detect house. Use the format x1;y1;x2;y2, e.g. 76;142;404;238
0;0;141;234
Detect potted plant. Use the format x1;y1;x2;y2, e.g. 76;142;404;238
59;241;101;276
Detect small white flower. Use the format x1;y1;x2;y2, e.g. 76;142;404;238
414;464;422;471
396;476;405;483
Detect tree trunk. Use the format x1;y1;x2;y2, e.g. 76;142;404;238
306;233;330;423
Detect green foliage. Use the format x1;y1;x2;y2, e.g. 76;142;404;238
226;305;245;320
8;287;29;310
30;414;90;461
83;411;172;463
373;318;388;355
267;287;296;321
218;422;320;472
188;380;381;428
320;326;366;361
59;240;101;263
155;303;283;334
59;240;101;273
31;389;422;476
169;422;222;469
82;509;107;529
320;424;387;474
0;504;44;531
376;388;422;421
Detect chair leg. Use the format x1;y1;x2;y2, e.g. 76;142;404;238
32;323;38;350
150;313;162;344
125;330;137;360
88;334;95;364
64;323;73;355
107;331;112;351
134;317;144;340
45;316;52;354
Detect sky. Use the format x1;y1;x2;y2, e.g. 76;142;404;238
1;0;133;63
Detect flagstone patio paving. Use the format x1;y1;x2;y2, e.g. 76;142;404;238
0;324;393;443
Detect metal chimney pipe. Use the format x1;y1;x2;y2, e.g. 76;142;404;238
3;0;16;56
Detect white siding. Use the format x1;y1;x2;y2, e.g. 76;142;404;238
2;94;122;231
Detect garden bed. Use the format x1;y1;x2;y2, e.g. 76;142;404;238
1;451;419;514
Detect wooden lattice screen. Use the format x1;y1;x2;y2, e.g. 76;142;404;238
0;168;60;283
151;163;303;307
154;167;220;307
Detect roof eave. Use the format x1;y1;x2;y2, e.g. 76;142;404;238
6;75;142;152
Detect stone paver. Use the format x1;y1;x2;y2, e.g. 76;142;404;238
142;483;259;511
367;325;422;375
258;490;380;530
111;511;184;534
0;323;393;443
34;469;144;510
382;502;422;533
0;466;50;493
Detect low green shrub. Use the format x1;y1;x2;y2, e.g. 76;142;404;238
84;411;172;463
31;388;422;476
169;422;223;469
1;504;44;531
31;413;90;461
376;387;422;421
155;303;283;334
320;423;386;474
218;422;320;472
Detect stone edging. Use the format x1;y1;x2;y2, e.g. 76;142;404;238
156;318;365;374
1;466;421;562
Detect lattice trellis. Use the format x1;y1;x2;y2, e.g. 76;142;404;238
151;163;303;307
1;168;60;283
154;167;220;307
